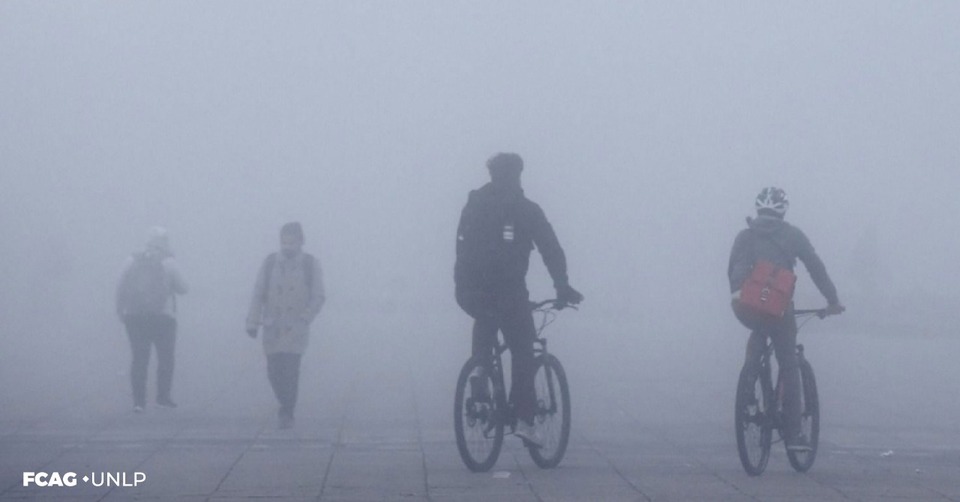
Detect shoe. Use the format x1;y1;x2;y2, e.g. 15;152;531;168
514;420;543;448
133;405;144;414
785;435;812;452
278;414;294;430
156;398;177;409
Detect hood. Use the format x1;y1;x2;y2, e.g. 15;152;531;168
474;182;524;205
746;214;787;236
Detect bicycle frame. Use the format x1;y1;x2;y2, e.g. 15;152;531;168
736;307;832;475
482;299;572;431
754;309;823;440
456;298;576;471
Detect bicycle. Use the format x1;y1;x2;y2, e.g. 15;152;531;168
735;308;835;476
454;299;574;472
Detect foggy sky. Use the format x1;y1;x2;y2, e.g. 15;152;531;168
2;2;959;412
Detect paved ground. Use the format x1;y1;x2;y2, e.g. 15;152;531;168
1;312;959;501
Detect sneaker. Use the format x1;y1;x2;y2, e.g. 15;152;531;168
514;421;543;448
785;435;812;452
133;405;144;414
156;398;177;409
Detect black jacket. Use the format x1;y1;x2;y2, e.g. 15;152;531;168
728;215;840;305
455;183;569;303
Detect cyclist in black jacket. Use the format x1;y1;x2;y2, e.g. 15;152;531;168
455;152;583;447
728;187;845;451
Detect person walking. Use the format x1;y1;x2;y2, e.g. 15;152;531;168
246;222;326;429
116;226;188;413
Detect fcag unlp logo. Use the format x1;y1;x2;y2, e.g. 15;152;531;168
23;471;146;487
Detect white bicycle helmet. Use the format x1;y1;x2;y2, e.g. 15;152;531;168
755;187;789;216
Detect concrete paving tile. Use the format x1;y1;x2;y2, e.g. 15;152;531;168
431;496;538;502
214;447;330;498
638;476;750;501
321;450;424;498
430;485;537;499
212;497;316;502
104;497;208;502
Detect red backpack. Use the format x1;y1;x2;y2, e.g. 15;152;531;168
738;260;796;319
736;232;796;320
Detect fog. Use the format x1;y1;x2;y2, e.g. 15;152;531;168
2;0;959;477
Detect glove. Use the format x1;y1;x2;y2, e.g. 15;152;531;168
246;328;258;339
556;284;584;305
825;304;846;316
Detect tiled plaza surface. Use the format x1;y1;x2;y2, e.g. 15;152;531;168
2;315;958;501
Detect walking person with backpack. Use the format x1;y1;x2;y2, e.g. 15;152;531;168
728;187;845;451
116;226;189;413
246;222;325;429
455;153;584;447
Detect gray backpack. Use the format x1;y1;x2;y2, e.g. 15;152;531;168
119;253;169;315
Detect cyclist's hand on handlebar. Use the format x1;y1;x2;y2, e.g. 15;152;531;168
824;304;846;316
556;284;584;306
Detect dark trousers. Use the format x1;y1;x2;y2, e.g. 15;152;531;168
471;302;537;425
124;314;177;407
267;353;302;417
739;304;802;441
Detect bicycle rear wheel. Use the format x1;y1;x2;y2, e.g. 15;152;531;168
735;364;772;476
787;358;820;472
454;357;504;472
528;354;571;469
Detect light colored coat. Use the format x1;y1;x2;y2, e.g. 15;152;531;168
246;251;325;355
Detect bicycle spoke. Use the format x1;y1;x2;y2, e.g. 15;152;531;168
455;359;504;472
736;365;772;476
528;356;570;468
787;359;820;472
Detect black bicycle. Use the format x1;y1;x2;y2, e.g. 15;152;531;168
454;299;574;472
735;308;835;476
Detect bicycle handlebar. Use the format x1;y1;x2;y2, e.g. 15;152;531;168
530;299;578;311
794;308;841;319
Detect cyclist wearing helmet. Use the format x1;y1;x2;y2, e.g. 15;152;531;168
728;187;845;451
455;152;583;447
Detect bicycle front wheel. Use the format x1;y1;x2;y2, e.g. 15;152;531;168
735;364;772;476
787;358;820;472
528;354;571;469
454;357;504;472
